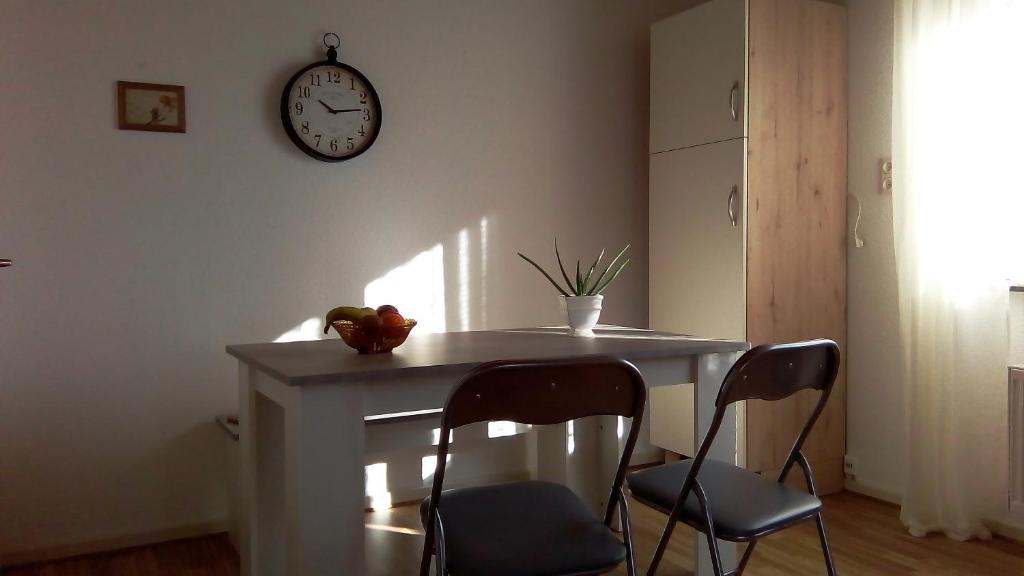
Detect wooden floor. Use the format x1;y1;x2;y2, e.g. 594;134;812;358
8;492;1024;575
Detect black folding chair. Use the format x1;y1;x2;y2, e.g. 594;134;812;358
419;356;647;576
627;339;841;576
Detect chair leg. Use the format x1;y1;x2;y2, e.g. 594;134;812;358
692;481;725;576
815;512;838;576
700;525;725;576
619;490;637;576
649;482;726;576
434;514;449;576
419;535;433;576
735;540;757;575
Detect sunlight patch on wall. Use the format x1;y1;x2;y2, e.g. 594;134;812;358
365;462;391;510
365;244;446;333
487;421;517;439
431;428;453;446
567;421;575;455
479;217;489;328
274;317;322;343
458;228;471;331
421;454;451;481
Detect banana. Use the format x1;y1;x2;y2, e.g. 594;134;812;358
323;306;377;333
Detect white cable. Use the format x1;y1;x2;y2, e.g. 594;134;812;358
849;193;865;248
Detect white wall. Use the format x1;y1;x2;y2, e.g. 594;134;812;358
845;0;906;501
0;0;689;559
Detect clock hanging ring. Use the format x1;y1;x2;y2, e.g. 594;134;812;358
280;33;382;162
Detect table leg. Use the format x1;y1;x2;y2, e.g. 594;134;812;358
531;422;569;484
694;352;740;576
238;364;258;576
534;416;619;517
240;364;288;575
283;381;366;575
239;365;367;576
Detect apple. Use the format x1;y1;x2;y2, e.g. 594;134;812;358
359;313;383;335
380;312;405;337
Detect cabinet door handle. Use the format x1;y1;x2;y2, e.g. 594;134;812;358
729;81;740;121
0;259;11;268
727;186;738;226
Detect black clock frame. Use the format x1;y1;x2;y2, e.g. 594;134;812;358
279;47;382;163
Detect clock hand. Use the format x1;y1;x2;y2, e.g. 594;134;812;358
335;108;362;113
318;99;339;114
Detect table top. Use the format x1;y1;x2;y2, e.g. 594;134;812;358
226;326;748;385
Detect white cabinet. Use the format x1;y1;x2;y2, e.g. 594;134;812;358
649;140;745;341
650;0;746;154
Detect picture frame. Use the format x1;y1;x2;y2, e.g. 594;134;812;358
117;81;186;133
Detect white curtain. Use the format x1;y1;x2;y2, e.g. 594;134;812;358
893;0;1024;540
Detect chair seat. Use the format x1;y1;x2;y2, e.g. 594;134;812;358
627;459;822;541
421;480;625;576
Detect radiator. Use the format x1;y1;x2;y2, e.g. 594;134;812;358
1011;367;1024;521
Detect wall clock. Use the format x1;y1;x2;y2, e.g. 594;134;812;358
280;33;382;162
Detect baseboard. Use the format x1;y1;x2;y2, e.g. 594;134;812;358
844;478;902;505
0;519;229;568
985;517;1024;545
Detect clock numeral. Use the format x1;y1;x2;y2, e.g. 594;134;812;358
358;125;366;137
346;137;355;151
362;108;371;121
349;77;356;90
297;86;310;98
330;138;339;152
327;71;341;84
310;74;321;87
294;102;304;115
359;91;367;104
301;121;309;135
314;134;322;147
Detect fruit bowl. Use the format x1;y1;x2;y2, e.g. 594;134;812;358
332;319;417;354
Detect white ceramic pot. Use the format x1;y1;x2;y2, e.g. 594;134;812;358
559;295;603;337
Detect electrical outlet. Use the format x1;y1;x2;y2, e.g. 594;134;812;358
880;158;893;193
844;454;858;479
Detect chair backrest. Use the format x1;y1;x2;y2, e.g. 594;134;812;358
427;356;647;527
689;339;840;487
717;339;840;405
443;356;647;428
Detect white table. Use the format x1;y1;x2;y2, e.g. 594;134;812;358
227;326;748;576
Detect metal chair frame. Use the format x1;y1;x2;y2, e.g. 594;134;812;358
637;339;841;576
419;356;648;576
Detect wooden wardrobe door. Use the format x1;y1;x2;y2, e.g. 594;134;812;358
745;0;847;493
650;0;746;154
650;140;745;341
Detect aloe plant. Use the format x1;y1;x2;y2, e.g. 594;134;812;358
518;238;630;297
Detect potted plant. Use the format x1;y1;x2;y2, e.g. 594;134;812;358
518;239;630;337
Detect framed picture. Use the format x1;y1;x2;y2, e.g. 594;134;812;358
117;81;186;133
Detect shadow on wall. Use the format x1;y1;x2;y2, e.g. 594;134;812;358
274;216;492;342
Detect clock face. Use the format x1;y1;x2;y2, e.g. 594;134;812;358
281;63;381;162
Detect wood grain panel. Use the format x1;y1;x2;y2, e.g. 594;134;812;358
745;0;848;484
